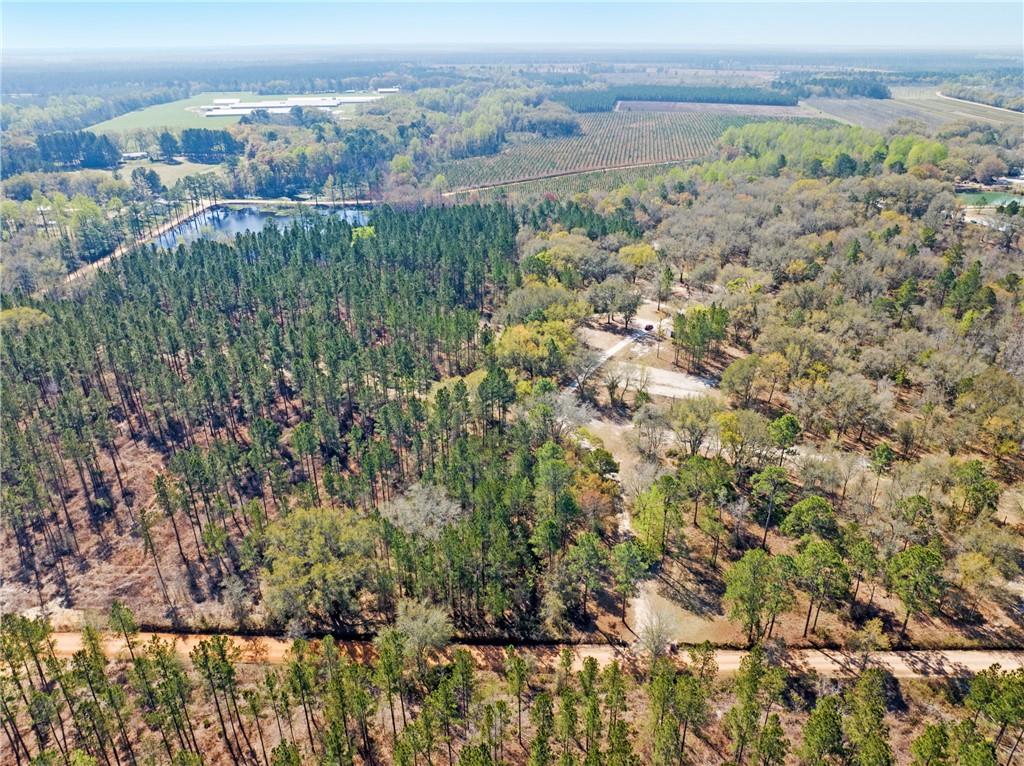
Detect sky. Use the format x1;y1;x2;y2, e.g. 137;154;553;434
3;1;1022;53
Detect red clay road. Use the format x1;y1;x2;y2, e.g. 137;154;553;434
45;632;1024;678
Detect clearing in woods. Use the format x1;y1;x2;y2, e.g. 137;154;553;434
63;157;222;186
441;111;812;190
88;91;376;133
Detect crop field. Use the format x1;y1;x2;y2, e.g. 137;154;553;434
805;87;1024;131
442;112;773;190
597;67;777;86
447;161;681;203
616;100;815;117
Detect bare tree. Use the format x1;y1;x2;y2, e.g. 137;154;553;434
382;482;465;541
566;347;603;402
624;460;666;501
637;607;677;671
633;403;670;457
395;598;453;677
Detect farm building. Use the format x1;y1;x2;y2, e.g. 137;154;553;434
199;94;382;118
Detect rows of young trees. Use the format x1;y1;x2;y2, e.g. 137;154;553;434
2;610;1019;766
551;86;800;113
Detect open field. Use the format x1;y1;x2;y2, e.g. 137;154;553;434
88;91;256;132
88;91;377;133
957;190;1022;206
447;161;682;202
442;112;787;190
598;67;777;86
63;157;221;186
805;87;1024;131
615;100;815;117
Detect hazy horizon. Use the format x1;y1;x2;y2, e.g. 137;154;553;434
4;2;1023;54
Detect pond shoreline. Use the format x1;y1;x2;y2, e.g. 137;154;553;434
155;200;371;249
50;198;375;296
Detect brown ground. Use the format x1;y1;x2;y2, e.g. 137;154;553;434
572;289;1024;654
14;631;1022;766
43;630;1024;678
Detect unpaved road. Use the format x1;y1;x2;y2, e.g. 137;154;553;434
934;91;1024;118
574;313;713;640
622;362;714;399
44;632;1023;679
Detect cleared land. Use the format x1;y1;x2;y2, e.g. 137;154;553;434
89;91;256;132
956;190;1022;206
64;157;221;186
88;91;375;133
598;67;777;86
805;87;1024;131
447;161;681;203
443;112;776;190
616;100;814;117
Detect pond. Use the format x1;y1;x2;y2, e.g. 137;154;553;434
155;205;369;249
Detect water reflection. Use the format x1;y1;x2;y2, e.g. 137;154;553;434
155;206;369;249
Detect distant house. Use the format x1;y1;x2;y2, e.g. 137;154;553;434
121;151;148;162
376;87;400;94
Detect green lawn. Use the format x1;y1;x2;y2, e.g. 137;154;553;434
957;191;1022;207
63;158;222;187
89;92;256;133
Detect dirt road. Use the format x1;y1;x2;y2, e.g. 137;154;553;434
935;91;1024;118
53;200;219;293
44;631;1023;679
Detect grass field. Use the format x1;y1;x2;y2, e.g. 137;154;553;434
89;92;256;132
88;91;375;133
64;158;221;187
805;87;1024;132
441;112;782;190
956;191;1022;206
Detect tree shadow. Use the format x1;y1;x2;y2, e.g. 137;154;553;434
651;557;725;618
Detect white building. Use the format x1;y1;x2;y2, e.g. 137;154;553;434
199;94;383;118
